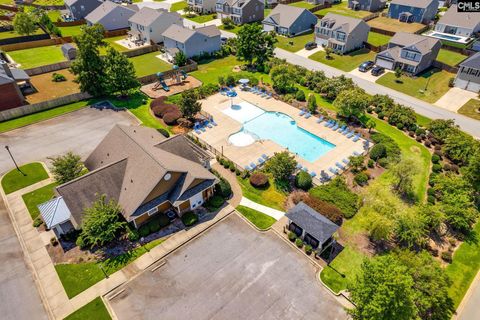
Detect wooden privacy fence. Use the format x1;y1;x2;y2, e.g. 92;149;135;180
432;60;459;73
0;4;17;11
0;33;51;47
364;42;386;53
369;26;395;37
54;20;86;27
24;61;72;76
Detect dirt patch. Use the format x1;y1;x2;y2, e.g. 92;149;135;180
26;69;80;104
141;75;202;99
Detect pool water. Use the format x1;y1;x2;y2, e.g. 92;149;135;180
225;101;335;162
430;32;462;41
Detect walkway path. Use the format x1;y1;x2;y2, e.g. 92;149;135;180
434;87;478;113
211;162;242;207
274;48;480;138
240;197;285;220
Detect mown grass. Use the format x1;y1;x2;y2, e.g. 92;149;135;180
320;246;364;293
63;297;111;320
1;163;49;194
436;49;468;67
276;31;315;53
236;205;277;230
458;99;480;121
237;177;286;211
7;45;66;69
22;182;58;220
129;51;171;77
309;48;376;72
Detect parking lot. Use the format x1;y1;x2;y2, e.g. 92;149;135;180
108;214;347;320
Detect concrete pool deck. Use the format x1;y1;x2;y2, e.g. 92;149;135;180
194;89;366;181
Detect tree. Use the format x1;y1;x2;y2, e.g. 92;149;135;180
371;94;395;110
265;151;297;183
369;214;395;242
462;151;480;193
13;12;38;36
70;24;107;96
394;67;402;82
365;118;376;133
236;23;276;67
80;194;126;248
179;89;202;119
270;64;295;93
307;93;317;114
174;50;187;67
394;210;427;248
333;87;370;121
48;152;84;184
349;155;364;173
325;46;333;59
390;158;419;199
348;255;417;320
418;204;444;232
443;130;479;165
104;47;140;97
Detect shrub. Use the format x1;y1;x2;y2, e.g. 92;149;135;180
304;244;313;255
295;238;304;248
416;128;426;136
309;177;358;219
33;217;43;227
450;164;459;173
375;106;382;114
367;106;374;114
432;163;443;173
163;110;182;124
408;131;415;137
249;172;269;188
50;237;58;246
158;214;170;228
431;154;440;164
428;174;437;187
370;144;387;160
434;150;443;158
127;229;139;242
434;145;442;151
441;251;453;263
181;211;198;226
396;123;404;130
427;188;436;196
354;172;369;186
215;177;232;198
295;171;312;190
427;195;436;204
225;75;235;87
151;104;177;117
443;163;452;171
205;195;224;211
157;128;170;138
377;112;385;119
368;159;374;168
448;77;454;87
424;140;432;148
52;72;66;82
295;90;306;101
229;162;236;172
147;218;161;233
75;235;87;249
378;158;389;168
288;231;296;241
138;225;150;237
301;194;343;225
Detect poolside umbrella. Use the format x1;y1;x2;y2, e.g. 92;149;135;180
238;78;249;86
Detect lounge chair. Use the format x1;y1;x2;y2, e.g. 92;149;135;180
346;131;354;138
342;158;350;165
305;112;312;119
336;162;345;170
299;108;306;116
327;121;336;128
316;116;324;123
194;129;202;134
205;121;212;129
338;125;346;133
353;151;361;156
332;124;339;131
200;125;206;132
342;128;350;136
261;154;269;160
258;157;265;165
245;165;251;171
324;120;332;127
266;92;272;99
352;134;361;142
310;171;317;178
296;163;303;170
329;167;339;175
302;167;308;172
250;162;257;170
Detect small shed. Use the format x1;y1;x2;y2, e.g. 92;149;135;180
61;43;77;60
38;196;74;235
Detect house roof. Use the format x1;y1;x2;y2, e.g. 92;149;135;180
216;0;251;7
129;7;177;26
0;61;29;83
263;4;310;28
390;32;440;54
390;0;435;8
438;5;480;30
196;25;221;37
318;13;366;33
460;52;480;69
286;202;339;244
56;125;216;225
162;24;220;43
38;197;72;229
86;1;136;23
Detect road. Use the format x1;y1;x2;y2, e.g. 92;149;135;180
274;48;480;138
458;272;480;320
0;107;138;174
0;199;47;320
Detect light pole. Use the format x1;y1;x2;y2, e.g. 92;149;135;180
5;146;25;176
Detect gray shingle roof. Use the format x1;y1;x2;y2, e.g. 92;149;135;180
162;24;196;43
196;25;221;37
263;4;310;28
438;5;480;30
390;32;440;54
460;52;480;69
129;7;178;26
86;1;136;24
318;13;366;33
285;202;339;244
390;0;436;9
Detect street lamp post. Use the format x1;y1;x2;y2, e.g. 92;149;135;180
5;146;25;176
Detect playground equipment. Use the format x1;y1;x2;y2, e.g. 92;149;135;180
153;72;170;92
169;65;188;85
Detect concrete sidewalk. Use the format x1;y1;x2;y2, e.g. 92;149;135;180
239;197;285;220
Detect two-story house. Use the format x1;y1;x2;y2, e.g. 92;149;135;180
216;0;264;25
315;13;370;54
0;60;28;111
454;52;480;93
187;0;217;14
64;0;102;21
434;5;480;38
128;7;183;44
162;25;221;59
262;4;318;37
387;0;439;24
85;1;137;31
348;0;386;12
375;32;441;74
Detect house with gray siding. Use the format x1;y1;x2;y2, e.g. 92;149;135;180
65;0;102;21
128;8;183;44
375;32;441;74
347;0;386;12
434;5;480;38
187;0;217;14
262;4;317;37
162;25;221;59
85;1;137;31
454;52;480;93
387;0;439;24
315;13;370;54
216;0;264;25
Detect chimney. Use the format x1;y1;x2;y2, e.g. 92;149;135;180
0;60;13;78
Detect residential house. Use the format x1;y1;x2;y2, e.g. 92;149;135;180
286;202;339;253
162;24;221;59
215;0;264;25
85;0;137;31
128;7;183;44
375;32;441;74
434;5;480;38
61;43;77;60
262;4;318;36
188;0;217;14
315;13;370;54
0;60;29;111
64;0;102;21
347;0;386;12
387;0;439;24
38;125;218;235
306;0;326;5
454;52;480;93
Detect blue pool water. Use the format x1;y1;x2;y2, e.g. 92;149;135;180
430;32;462;42
227;102;335;162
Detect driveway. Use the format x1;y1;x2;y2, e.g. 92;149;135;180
434;87;479;113
0;199;47;320
0;107;138;174
295;46;323;58
277;48;480;138
348;67;391;83
108;214;347;320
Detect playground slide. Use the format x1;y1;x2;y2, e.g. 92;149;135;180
160;80;170;92
181;70;187;80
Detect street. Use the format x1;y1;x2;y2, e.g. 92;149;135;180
458;272;480;320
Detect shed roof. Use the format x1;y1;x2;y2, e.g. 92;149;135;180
38;197;72;229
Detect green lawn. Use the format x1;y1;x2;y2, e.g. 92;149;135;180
0;0;12;4
184;13;216;23
47;10;62;22
170;0;187;11
7;45;66;69
376;68;454;103
63;297;111;320
309;48;376;72
129;51;171;77
276;31;315;53
289;1;316;9
458;99;480;121
436;49;468;67
219;24;242;34
0;28;44;40
101;36;131;54
315;1;371;18
33;0;64;5
237;177;286;211
320;245;364;293
264;8;271;16
22;183;57;220
56;238;164;298
1;163;49;195
446;221;480;308
236;205;276;230
367;32;391;47
58;25;84;37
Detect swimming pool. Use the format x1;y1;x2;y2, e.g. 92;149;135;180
224;101;335;162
